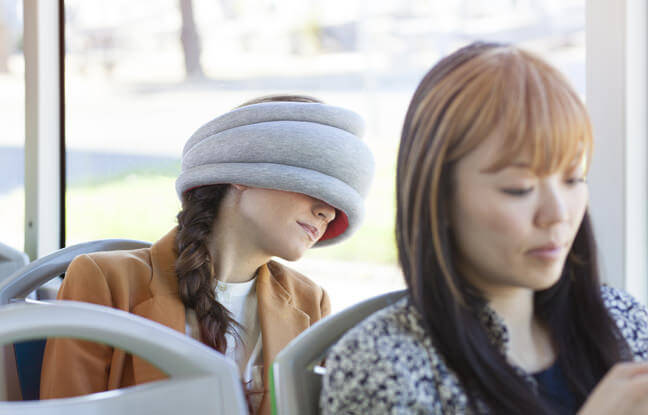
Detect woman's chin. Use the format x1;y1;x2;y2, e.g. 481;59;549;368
273;247;307;262
529;272;564;292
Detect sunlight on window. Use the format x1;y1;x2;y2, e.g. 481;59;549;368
61;0;584;311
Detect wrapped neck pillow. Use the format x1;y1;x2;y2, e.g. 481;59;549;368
176;101;375;246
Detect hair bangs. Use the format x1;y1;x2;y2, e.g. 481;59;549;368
484;51;593;176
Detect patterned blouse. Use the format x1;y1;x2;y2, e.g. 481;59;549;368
320;286;648;414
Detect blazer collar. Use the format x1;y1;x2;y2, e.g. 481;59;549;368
257;262;310;368
132;227;311;399
256;261;310;413
131;227;187;385
148;227;182;298
142;227;312;347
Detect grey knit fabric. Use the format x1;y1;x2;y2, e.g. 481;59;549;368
176;101;374;246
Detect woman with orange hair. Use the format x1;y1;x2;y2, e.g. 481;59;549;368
321;42;648;414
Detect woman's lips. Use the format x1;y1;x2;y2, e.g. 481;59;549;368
526;244;563;260
298;222;319;241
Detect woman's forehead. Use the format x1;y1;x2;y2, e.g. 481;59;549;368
470;132;588;175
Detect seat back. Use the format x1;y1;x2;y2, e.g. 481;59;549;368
0;239;150;304
0;242;30;401
0;301;248;414
0;242;28;282
1;376;234;415
0;239;150;401
13;340;44;401
271;289;407;415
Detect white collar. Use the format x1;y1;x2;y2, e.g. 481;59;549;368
214;276;257;297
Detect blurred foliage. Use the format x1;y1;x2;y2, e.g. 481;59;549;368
66;170;398;263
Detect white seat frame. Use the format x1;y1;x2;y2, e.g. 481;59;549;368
271;289;407;415
0;300;248;414
0;239;152;401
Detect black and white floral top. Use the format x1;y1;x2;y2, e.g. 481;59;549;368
320;286;648;414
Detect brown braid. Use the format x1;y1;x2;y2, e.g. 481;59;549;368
175;184;239;352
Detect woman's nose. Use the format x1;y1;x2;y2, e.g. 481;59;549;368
535;187;569;228
313;202;336;224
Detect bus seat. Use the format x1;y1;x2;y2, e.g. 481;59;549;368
0;242;28;282
270;289;407;415
0;301;248;414
13;340;44;401
0;239;151;402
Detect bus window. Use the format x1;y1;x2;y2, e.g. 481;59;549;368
0;0;25;254
63;0;584;312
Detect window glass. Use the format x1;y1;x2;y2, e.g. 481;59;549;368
64;0;584;311
0;0;25;254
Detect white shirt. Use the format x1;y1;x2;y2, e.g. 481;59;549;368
185;277;264;410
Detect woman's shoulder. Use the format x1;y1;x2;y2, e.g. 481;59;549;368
266;260;324;295
601;284;648;318
327;297;433;364
62;247;155;301
321;298;447;413
266;260;329;314
601;285;648;359
69;247;154;279
341;296;421;341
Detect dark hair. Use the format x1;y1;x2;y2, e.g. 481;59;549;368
396;42;631;413
176;184;233;351
236;93;323;107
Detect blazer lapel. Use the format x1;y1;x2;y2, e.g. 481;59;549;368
125;229;311;414
257;263;310;390
131;228;187;384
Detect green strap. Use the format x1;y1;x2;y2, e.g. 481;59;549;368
269;364;278;415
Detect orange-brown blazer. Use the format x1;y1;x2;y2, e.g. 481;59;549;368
40;228;331;415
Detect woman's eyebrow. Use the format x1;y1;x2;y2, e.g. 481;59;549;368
509;161;531;168
479;162;531;174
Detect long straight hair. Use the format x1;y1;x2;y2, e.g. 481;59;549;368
396;42;631;413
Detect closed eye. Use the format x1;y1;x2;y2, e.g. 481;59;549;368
501;187;533;196
566;177;587;186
